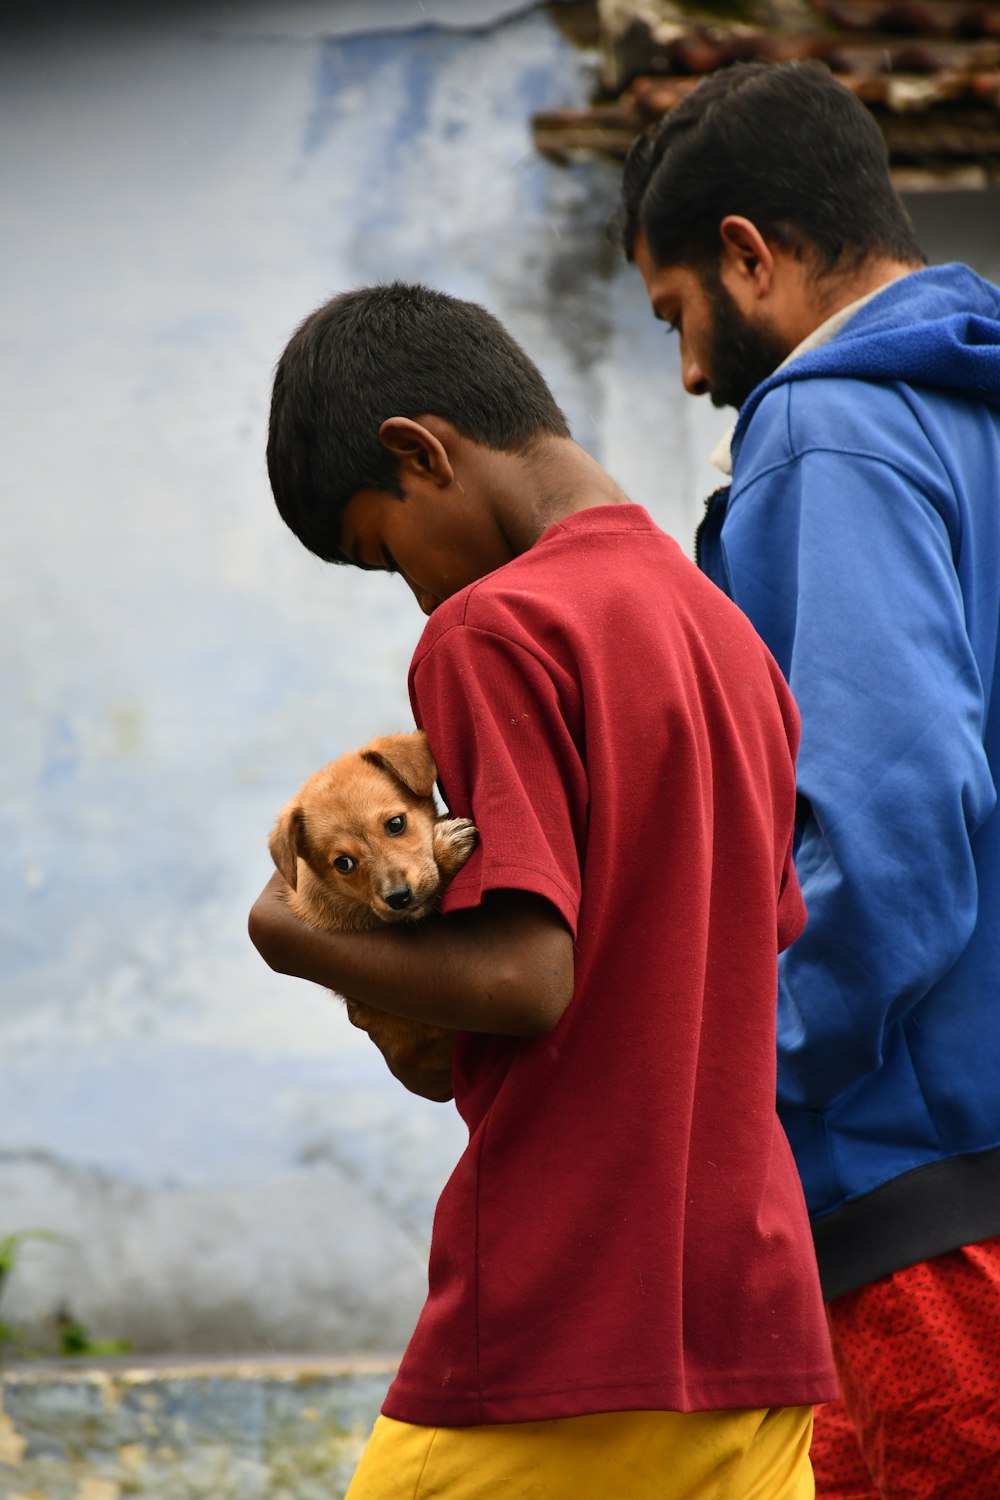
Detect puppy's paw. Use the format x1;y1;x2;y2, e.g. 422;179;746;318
433;816;479;876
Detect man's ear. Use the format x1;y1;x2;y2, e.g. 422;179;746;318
378;417;455;489
719;216;774;297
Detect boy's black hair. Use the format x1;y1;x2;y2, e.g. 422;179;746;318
266;282;571;563
620;60;925;275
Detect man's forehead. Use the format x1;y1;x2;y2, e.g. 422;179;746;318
633;235;701;306
631;226;657;280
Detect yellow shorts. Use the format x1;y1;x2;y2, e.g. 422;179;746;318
344;1404;814;1500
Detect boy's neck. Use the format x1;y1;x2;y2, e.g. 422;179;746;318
500;436;631;555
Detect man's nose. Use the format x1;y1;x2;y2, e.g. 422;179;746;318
682;351;710;397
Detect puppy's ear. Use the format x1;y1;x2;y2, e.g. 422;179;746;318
268;802;305;887
362;731;438;799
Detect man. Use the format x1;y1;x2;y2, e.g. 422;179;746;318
621;58;1000;1498
250;282;835;1497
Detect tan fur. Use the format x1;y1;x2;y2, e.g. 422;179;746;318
268;731;478;1092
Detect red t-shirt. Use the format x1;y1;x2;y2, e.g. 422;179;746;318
384;503;836;1426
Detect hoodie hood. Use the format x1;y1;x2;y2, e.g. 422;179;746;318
730;263;1000;468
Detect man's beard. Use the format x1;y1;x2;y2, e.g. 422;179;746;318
703;268;792;412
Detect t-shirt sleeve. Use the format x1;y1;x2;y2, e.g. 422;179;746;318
409;621;585;938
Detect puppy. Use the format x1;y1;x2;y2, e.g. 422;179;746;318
268;731;478;1096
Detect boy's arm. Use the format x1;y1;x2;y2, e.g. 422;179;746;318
248;871;574;1038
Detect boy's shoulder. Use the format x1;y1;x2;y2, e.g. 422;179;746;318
415;502;682;655
411;500;780;713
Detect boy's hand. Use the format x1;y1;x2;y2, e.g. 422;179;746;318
345;1000;456;1103
249;873;456;1101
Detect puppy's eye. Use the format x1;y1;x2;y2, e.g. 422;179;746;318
385;814;406;836
333;855;356;874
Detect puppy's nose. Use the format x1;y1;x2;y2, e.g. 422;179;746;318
385;885;412;911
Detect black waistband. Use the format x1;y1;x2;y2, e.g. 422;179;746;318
812;1144;1000;1301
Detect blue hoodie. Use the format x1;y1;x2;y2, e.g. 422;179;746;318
698;264;1000;1298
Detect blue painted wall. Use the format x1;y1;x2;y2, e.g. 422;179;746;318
2;0;998;1352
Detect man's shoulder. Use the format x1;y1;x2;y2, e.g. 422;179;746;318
735;372;948;490
737;263;1000;477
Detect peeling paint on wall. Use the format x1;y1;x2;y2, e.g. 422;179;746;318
2;0;997;1359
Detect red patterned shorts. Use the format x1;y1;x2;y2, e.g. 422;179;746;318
811;1233;1000;1498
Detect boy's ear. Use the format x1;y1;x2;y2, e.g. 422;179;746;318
378;417;455;489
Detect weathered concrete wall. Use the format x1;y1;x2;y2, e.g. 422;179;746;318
0;0;717;1361
0;1358;392;1499
2;0;999;1365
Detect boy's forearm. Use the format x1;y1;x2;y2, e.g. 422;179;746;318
248;873;574;1037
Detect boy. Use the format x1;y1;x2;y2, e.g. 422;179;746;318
249;282;836;1498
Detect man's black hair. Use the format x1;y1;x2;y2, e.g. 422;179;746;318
266;282;570;563
620;60;925;274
